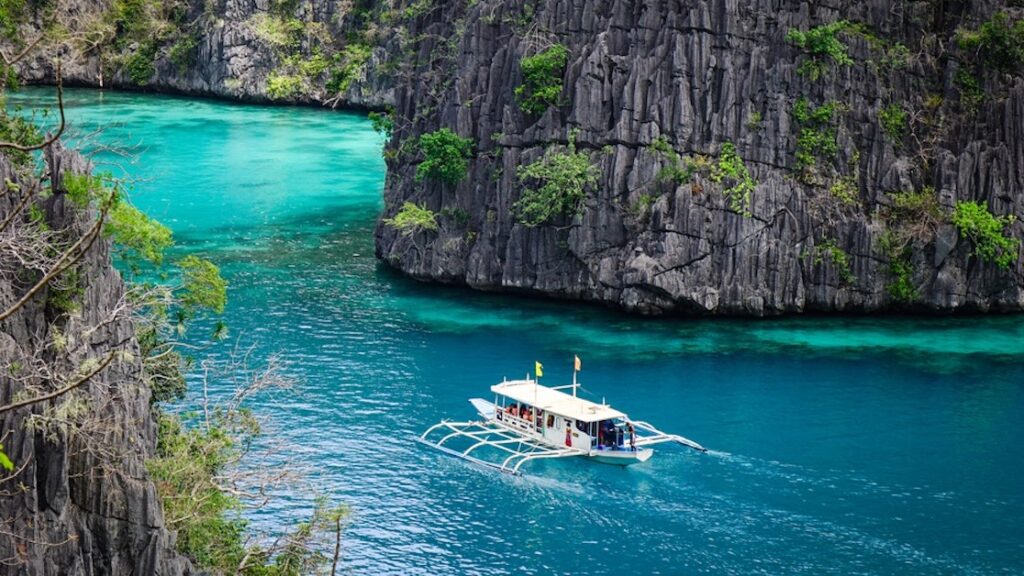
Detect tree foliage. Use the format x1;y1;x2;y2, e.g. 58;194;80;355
957;12;1024;72
514;134;599;226
368;110;393;140
878;103;906;142
415;128;473;184
105;196;174;265
786;21;853;80
792;98;840;182
952;201;1019;268
384;202;438;236
178;255;227;315
711;142;755;215
515;44;569;115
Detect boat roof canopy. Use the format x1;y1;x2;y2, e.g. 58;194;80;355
491;379;626;423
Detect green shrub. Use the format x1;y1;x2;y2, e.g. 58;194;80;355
169;33;199;72
327;43;372;93
47;268;84;314
889;187;941;223
878;230;917;302
878;103;906;142
882;42;911;69
384;202;439;235
250;13;303;48
632;193;657;221
710;142;755;215
649;136;694;185
368;111;393;139
514;135;598;226
786;21;853;80
811;238;855;285
747;110;763;130
415;128;473;184
0;110;42;167
954;69;984;113
956;12;1024;72
792;98;839;181
112;0;152;45
829;176;858;205
952;201;1019;268
515;44;569;115
266;72;304;99
63;173;107;207
124;44;156;85
887;256;916;302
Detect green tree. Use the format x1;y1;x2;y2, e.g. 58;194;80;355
415;128;473;184
384;202;439;236
952;201;1019;268
786;21;853;80
515;134;599;226
515;44;569;115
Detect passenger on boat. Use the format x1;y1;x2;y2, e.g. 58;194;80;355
627;422;636;451
599;420;616;449
525;409;533;422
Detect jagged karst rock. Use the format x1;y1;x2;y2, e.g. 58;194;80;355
19;0;399;109
0;146;194;576
374;0;1024;315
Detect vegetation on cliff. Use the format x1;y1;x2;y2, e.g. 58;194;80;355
514;132;598;226
0;11;348;572
415;127;473;184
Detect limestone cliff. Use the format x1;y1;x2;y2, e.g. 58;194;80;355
0;146;193;575
374;0;1024;315
18;0;403;108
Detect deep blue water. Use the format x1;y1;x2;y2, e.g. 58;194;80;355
13;87;1024;575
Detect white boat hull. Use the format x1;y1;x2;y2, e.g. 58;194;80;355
587;447;654;466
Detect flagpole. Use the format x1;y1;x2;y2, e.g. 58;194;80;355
572;360;577;397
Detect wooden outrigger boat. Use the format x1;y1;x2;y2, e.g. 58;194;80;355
420;374;706;475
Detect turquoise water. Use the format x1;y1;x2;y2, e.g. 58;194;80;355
13;87;1024;575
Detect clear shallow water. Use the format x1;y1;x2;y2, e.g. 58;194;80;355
13;87;1024;575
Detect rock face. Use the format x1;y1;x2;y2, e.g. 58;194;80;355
19;0;399;109
374;0;1024;315
0;146;193;575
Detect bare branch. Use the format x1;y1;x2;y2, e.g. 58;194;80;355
0;193;112;323
0;352;115;415
0;60;65;153
0;181;39;235
331;513;342;576
0;36;42;67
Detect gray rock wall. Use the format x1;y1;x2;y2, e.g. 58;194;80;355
18;0;399;109
0;146;193;575
375;0;1024;315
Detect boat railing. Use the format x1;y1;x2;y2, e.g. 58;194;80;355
494;410;540;435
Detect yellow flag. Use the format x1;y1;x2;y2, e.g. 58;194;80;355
535;361;543;378
574;355;581;372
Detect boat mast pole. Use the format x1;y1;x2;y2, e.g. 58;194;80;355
572;361;577;397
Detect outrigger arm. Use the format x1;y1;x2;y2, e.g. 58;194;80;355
630;420;707;452
419;420;585;475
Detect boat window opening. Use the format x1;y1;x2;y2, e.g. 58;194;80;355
546;414;554;428
576;419;588;433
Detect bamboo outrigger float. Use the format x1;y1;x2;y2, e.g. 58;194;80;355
419;369;706;475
